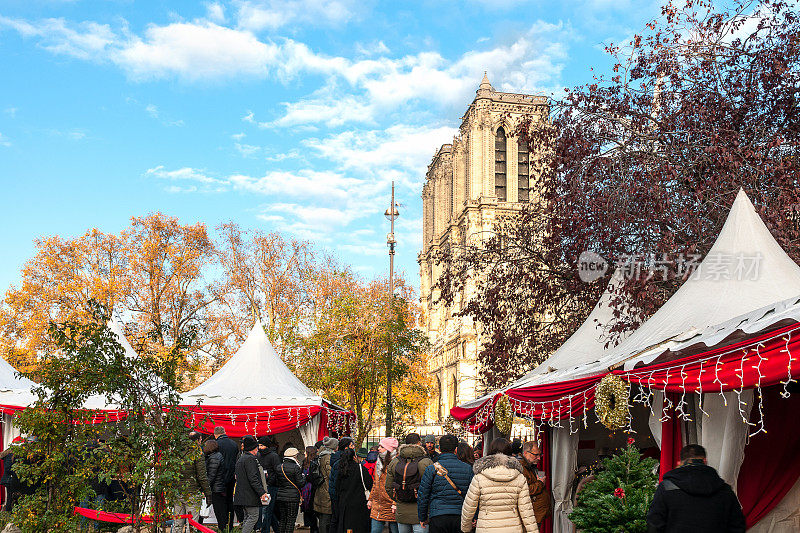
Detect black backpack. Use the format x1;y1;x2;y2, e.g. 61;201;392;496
309;458;325;488
392;456;422;503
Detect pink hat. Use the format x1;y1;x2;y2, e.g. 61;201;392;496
379;437;399;453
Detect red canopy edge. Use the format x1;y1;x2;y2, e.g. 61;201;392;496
0;403;355;438
614;321;800;393
450;321;800;433
450;374;603;433
180;404;355;438
73;506;215;533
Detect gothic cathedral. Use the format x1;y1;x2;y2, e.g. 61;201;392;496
418;74;547;422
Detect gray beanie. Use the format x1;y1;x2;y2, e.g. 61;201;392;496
323;436;339;451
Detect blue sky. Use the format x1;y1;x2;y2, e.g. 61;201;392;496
0;0;660;293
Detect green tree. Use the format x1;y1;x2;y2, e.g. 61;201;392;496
10;301;199;532
299;268;431;446
569;440;658;533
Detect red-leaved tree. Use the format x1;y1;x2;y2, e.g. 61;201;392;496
436;0;800;389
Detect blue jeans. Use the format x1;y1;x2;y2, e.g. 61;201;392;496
255;486;279;532
371;519;399;533
397;523;427;533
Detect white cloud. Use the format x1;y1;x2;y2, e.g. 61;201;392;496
0;133;10;147
145;104;159;118
304;124;457;178
114;22;279;81
265;93;375;128
234;143;261;157
146;165;221;184
4;107;17;118
235;0;357;32
355;40;390;57
0;16;116;61
206;2;226;24
231;132;246;140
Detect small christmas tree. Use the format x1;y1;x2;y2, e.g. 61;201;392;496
569;438;659;533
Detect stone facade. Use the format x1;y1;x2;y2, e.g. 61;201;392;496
418;74;547;421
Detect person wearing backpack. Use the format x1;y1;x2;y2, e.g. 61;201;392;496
313;436;338;533
417;435;473;533
384;433;433;533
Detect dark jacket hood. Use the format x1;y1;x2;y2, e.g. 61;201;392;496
663;463;727;497
398;444;427;460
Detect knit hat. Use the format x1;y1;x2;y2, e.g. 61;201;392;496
366;450;379;463
338;437;354;451
379;437;399;453
424;435;436;444
283;447;300;458
257;436;270;447
357;447;368;458
242;435;258;452
323;436;339;451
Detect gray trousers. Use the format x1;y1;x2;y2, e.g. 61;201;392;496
318;512;332;533
241;505;261;533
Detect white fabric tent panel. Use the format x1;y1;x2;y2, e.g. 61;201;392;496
182;323;322;407
504;190;800;390
600;189;800;373
458;269;632;410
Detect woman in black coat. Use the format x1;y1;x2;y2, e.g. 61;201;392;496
275;447;306;533
203;439;226;526
334;449;373;533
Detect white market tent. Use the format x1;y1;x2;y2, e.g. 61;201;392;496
510;189;800;392
180;322;352;447
453;190;800;532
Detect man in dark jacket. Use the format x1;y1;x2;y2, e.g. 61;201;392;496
215;426;239;532
519;440;551;528
424;435;440;462
647;444;746;533
256;436;281;533
234;435;269;533
417;434;473;533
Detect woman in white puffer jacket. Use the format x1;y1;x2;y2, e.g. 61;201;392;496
460;438;539;533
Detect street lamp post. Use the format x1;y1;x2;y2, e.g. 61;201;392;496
384;181;399;436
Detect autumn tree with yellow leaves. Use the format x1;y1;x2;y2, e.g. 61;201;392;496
0;213;431;433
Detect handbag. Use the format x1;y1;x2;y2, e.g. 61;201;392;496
359;463;371;500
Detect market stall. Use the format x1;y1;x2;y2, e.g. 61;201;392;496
180;322;354;447
452;190;800;532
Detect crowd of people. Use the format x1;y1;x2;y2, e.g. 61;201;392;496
0;423;747;532
178;427;551;533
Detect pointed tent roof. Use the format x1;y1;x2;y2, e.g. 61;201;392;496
182;323;321;407
457;269;630;409
534;189;800;382
457;190;800;415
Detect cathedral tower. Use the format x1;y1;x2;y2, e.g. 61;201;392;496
419;74;547;421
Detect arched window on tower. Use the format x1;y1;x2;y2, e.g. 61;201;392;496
495;128;507;201
449;375;458;409
518;137;530;202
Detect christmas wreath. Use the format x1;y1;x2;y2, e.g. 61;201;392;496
595;374;629;430
442;415;467;439
494;394;513;434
